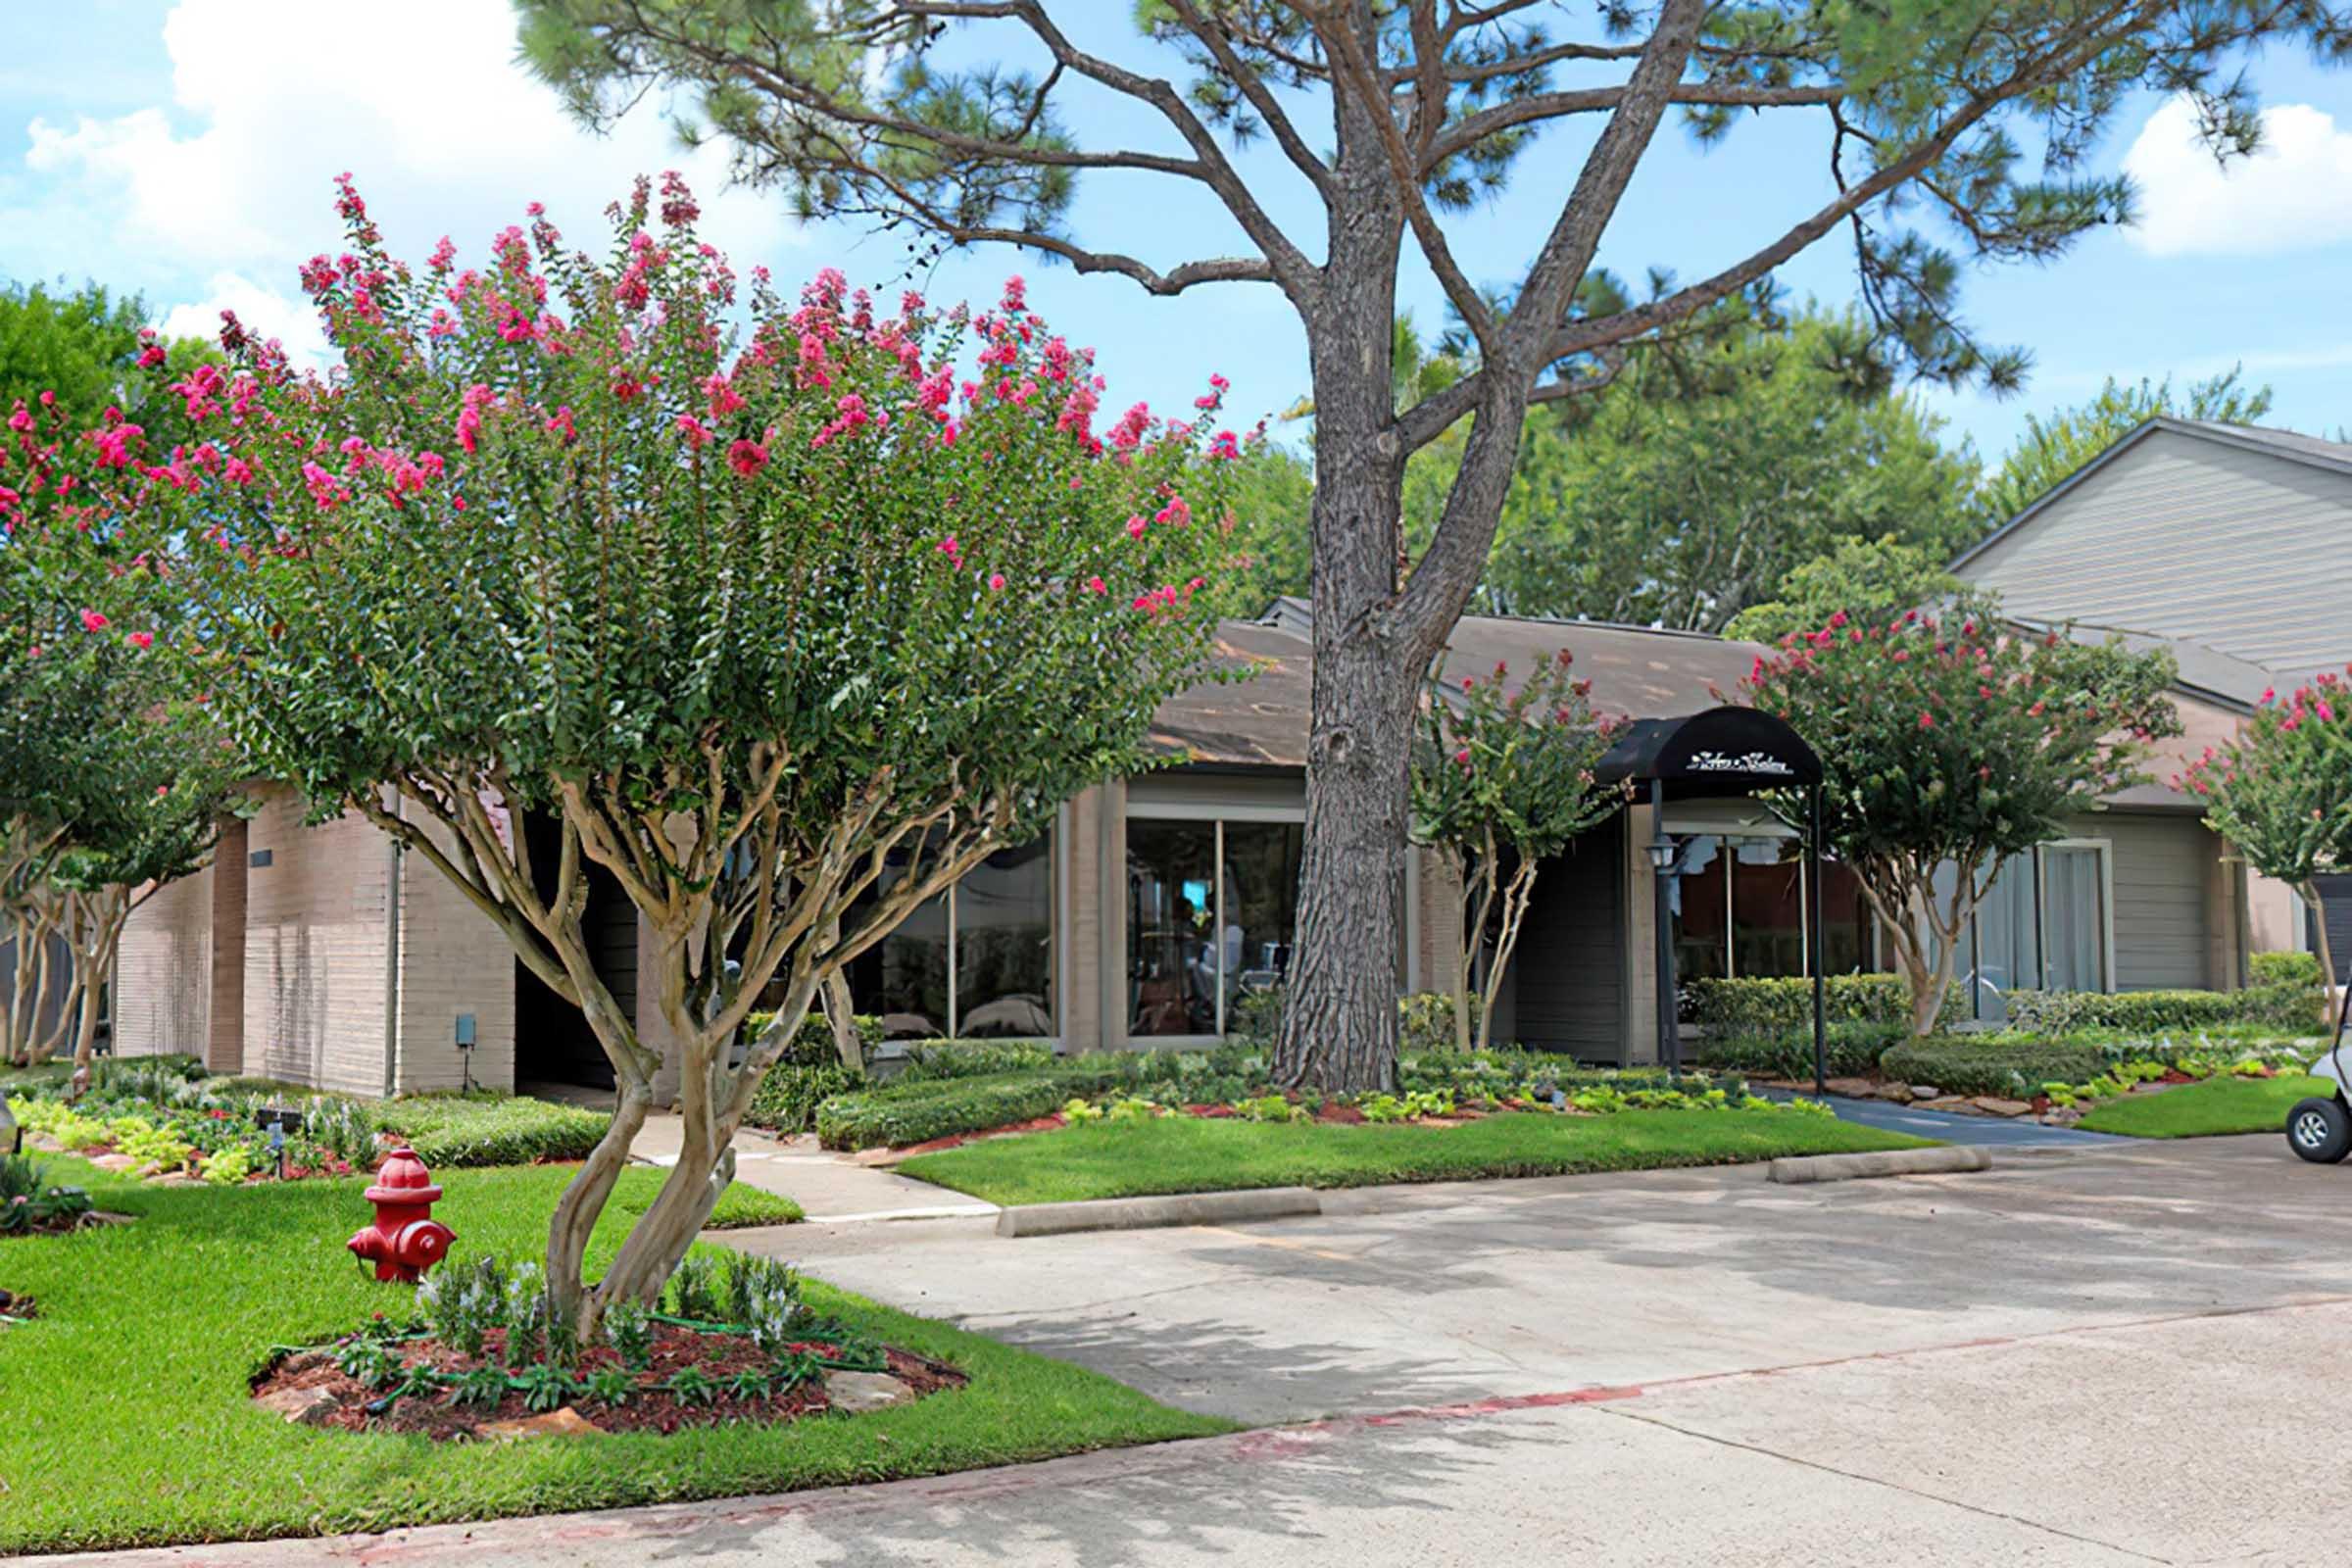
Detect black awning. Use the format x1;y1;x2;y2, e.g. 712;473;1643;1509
1594;704;1822;798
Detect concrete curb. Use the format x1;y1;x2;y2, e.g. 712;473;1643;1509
1768;1147;1993;1184
996;1186;1323;1238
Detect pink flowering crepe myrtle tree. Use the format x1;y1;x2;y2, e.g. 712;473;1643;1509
0;443;239;1103
1740;603;2178;1036
11;173;1240;1334
2184;673;2352;1030
1409;648;1627;1053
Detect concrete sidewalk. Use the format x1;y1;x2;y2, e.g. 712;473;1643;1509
28;1292;2345;1566
628;1115;997;1225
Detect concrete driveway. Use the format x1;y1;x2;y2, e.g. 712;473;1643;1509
31;1135;2352;1566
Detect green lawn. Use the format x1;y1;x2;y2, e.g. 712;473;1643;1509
2077;1074;2329;1138
899;1106;1935;1206
0;1157;1228;1554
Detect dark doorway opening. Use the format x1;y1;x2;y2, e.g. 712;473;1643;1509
513;810;639;1093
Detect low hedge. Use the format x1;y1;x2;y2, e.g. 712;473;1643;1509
374;1092;612;1167
896;1039;1058;1082
1877;1039;2111;1100
1696;1020;1909;1082
2003;983;2320;1035
1686;975;1957;1035
816;1062;1139;1150
1396;1048;1741;1101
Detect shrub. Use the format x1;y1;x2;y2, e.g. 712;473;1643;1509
1878;1038;2109;1098
896;1038;1058;1082
1872;1035;2306;1100
1686;974;1958;1036
741;1011;882;1135
2252;951;2324;989
814;1046;1263;1149
1395;1048;1742;1102
1697;1020;1907;1082
375;1093;611;1168
1228;986;1284;1046
2004;985;2319;1035
817;1062;1139;1150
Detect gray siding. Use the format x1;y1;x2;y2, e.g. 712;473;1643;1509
1510;814;1627;1059
1964;428;2352;679
2078;809;2218;992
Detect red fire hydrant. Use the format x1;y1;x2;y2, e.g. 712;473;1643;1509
347;1146;456;1283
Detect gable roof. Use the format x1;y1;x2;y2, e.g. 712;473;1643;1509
1951;416;2352;574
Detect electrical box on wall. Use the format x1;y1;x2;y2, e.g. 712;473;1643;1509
454;1014;476;1050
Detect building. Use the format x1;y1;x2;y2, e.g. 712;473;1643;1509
1953;415;2352;971
112;584;2260;1096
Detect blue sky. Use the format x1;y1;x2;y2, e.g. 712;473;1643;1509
6;1;2351;468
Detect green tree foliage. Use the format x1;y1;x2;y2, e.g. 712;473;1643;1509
510;0;2350;1093
1742;603;2179;1034
0;282;213;449
1411;649;1626;1052
1421;307;1982;628
2185;672;2352;1024
1981;368;2275;522
1726;535;1963;645
15;176;1235;1331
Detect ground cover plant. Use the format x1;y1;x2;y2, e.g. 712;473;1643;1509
2077;1073;2330;1138
1878;1035;2311;1104
254;1249;944;1439
0;1151;96;1235
8;1071;611;1182
899;1104;1931;1206
0;1156;1221;1554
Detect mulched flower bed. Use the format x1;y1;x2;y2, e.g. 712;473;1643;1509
252;1318;964;1440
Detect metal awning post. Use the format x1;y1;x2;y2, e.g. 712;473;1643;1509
1809;786;1828;1097
1650;778;1681;1074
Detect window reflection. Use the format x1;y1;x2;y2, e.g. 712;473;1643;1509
1128;821;1218;1036
1223;822;1302;1016
956;840;1055;1037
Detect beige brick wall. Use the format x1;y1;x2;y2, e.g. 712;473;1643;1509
207;821;247;1073
391;809;517;1095
1412;846;1463;999
243;789;394;1096
114;860;214;1061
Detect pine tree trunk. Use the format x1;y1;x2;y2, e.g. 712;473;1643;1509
1274;454;1414;1094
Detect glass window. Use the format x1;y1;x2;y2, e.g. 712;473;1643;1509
2043;846;2106;992
1224;822;1302;1017
1128;820;1218;1036
841;879;951;1041
956;840;1055;1038
1730;840;1805;979
1972;855;2041;1022
1817;859;1870;975
1669;835;1728;982
830;829;1055;1039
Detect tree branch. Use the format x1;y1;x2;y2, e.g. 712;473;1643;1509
1429;83;1843;168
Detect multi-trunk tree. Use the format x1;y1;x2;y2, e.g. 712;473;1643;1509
2184;675;2352;1029
1742;603;2178;1034
1410;648;1624;1053
22;178;1235;1335
514;0;2344;1092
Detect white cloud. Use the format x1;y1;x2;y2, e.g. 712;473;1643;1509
2122;95;2352;258
20;0;800;356
154;270;326;362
